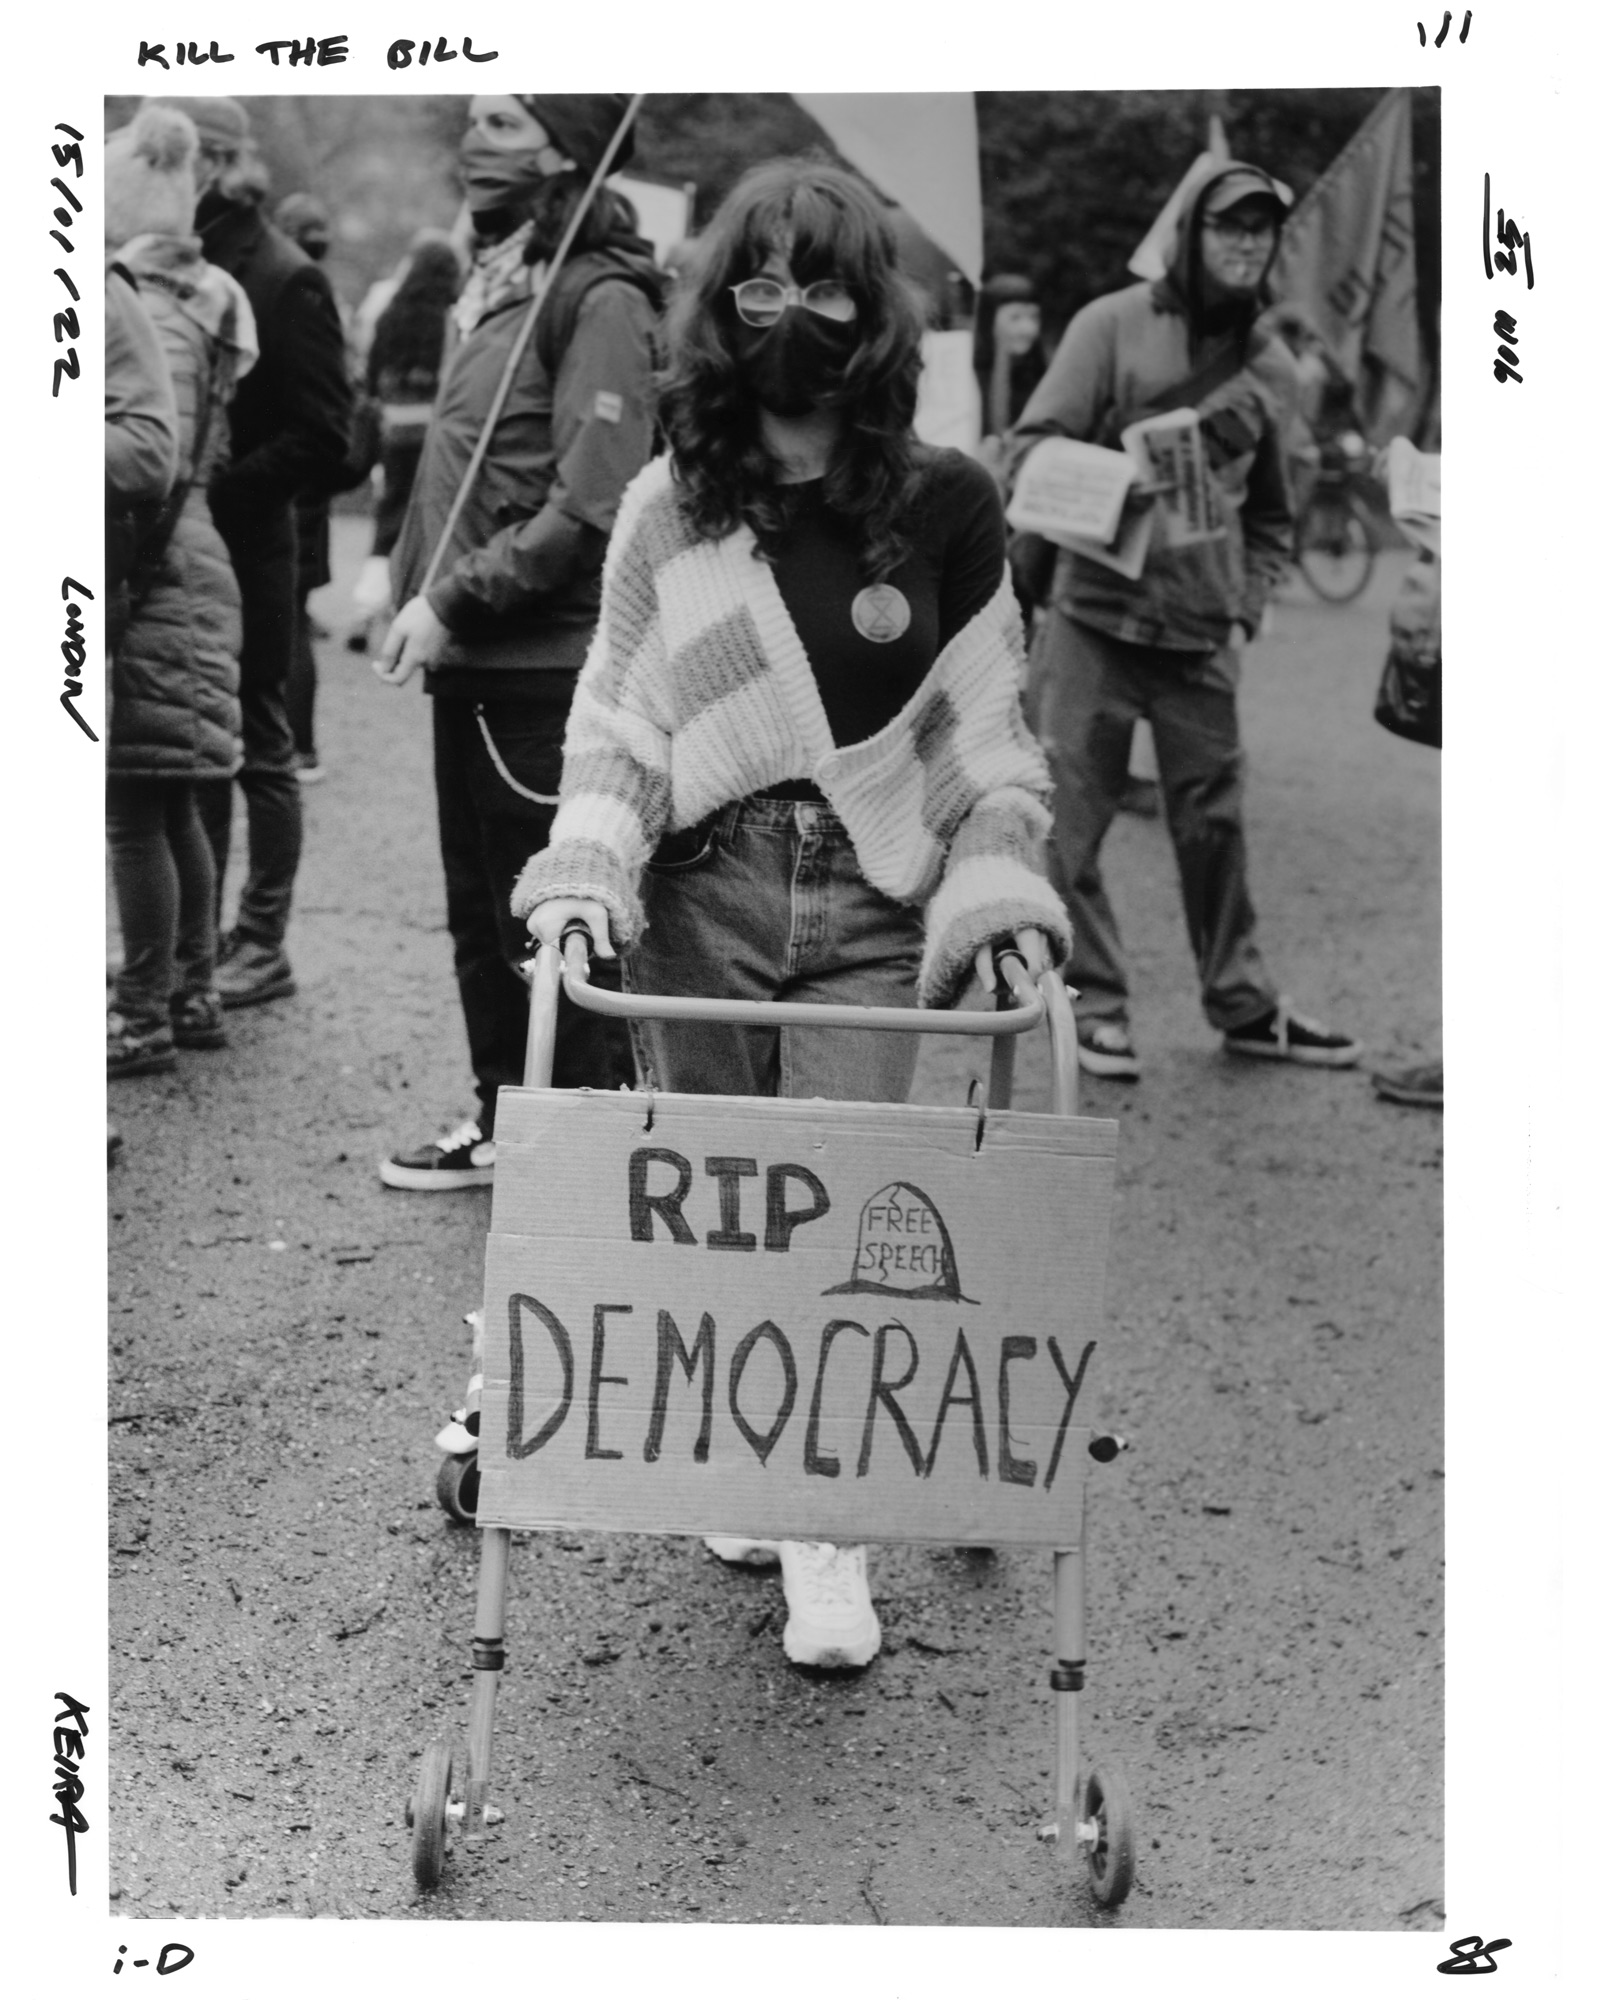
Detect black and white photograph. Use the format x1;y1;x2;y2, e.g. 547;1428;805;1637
11;4;1588;1993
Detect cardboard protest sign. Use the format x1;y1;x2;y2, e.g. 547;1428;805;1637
474;1088;1118;1548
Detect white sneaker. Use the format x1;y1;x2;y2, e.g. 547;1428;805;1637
778;1542;881;1668
703;1536;780;1568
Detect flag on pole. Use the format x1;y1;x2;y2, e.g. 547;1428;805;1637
794;93;983;287
1271;87;1423;443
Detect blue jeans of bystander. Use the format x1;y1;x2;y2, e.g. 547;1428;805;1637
624;795;924;1104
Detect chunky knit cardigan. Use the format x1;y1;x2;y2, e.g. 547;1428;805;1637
510;456;1072;1006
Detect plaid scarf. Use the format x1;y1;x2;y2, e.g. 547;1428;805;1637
452;220;546;339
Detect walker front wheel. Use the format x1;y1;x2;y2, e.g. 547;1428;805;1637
436;1452;479;1526
1080;1766;1136;1908
409;1740;456;1890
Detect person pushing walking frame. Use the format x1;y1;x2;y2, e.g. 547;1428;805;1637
518;157;1073;1667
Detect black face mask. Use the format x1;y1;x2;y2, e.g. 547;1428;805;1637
731;309;860;419
459;128;558;219
195;184;233;232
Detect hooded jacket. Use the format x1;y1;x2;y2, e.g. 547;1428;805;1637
1007;161;1296;649
391;231;664;695
109;234;256;781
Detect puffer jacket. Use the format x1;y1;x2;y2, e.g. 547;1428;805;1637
109;235;255;781
1007;160;1296;650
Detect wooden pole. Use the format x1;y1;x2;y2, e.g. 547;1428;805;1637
418;93;647;600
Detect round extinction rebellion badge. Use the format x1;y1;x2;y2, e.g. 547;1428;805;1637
850;583;912;644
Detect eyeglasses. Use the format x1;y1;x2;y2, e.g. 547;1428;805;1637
729;278;858;327
1202;214;1279;246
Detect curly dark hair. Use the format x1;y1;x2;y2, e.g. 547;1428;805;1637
366;240;462;395
656;158;929;581
523;170;639;264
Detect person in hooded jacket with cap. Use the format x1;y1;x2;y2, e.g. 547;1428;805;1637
374;94;663;1191
1007;160;1360;1080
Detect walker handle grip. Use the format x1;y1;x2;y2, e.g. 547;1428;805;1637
558;945;1047;1039
558;921;594;976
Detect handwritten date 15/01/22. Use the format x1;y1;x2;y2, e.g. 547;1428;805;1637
50;122;84;398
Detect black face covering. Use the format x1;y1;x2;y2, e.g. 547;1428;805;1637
195;184;232;232
731;308;860;419
459;128;556;220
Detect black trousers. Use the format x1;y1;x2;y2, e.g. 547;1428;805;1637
432;685;633;1134
197;500;303;947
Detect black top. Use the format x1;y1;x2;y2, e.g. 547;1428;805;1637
768;446;1007;754
196;199;353;519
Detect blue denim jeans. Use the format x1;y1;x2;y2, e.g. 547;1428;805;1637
624;796;924;1103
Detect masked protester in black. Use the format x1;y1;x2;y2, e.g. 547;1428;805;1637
515;159;1071;1671
373;94;663;1193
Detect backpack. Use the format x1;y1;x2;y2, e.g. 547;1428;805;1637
1374;549;1442;747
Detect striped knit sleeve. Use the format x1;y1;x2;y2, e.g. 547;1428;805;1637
917;786;1072;1006
509;467;676;945
914;591;1073;1006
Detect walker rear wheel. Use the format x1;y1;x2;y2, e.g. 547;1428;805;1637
1081;1766;1136;1907
436;1452;480;1525
409;1740;455;1890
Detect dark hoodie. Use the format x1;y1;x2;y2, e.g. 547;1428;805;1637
392;230;664;694
1006;160;1296;650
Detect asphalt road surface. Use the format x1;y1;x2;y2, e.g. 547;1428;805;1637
107;521;1442;1929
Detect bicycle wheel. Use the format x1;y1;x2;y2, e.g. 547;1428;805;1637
1296;494;1377;603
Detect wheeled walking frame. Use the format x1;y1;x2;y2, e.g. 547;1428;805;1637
410;932;1135;1911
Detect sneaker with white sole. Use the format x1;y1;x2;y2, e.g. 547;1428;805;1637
703;1536;781;1569
1076;1022;1141;1079
778;1541;881;1668
1223;1003;1361;1068
1371;1059;1443;1108
379;1117;497;1191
